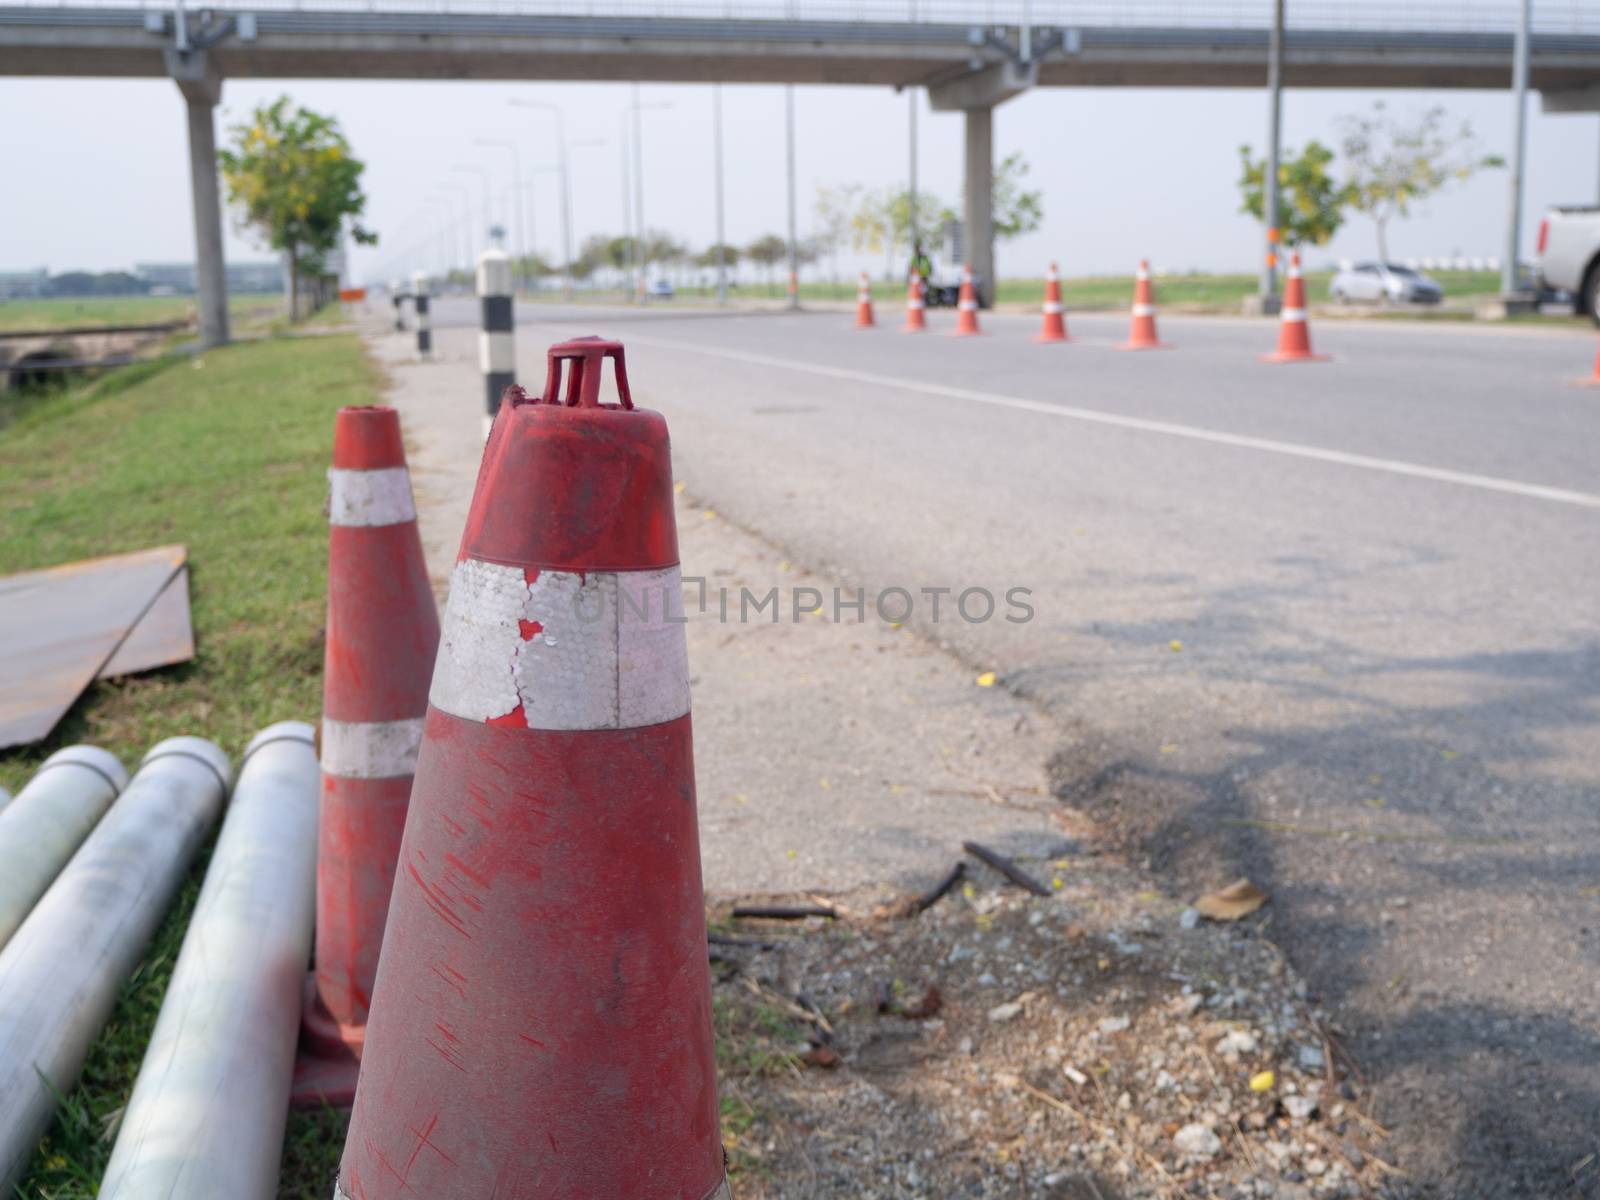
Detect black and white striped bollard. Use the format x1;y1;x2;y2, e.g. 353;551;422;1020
411;271;431;359
476;248;514;437
390;277;406;331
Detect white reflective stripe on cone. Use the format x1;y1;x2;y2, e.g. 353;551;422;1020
1043;302;1064;314
959;301;977;311
479;332;515;374
1281;307;1308;321
1131;304;1155;317
429;559;691;731
320;717;426;779
327;467;418;527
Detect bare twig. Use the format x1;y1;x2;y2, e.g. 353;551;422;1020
732;904;836;921
913;861;966;914
962;841;1052;896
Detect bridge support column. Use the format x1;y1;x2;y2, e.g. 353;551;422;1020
930;59;1035;309
166;49;229;350
963;107;994;308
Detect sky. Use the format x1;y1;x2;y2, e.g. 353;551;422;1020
2;73;1598;284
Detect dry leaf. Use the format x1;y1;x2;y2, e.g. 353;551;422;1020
976;671;997;687
1194;878;1268;921
1250;1070;1276;1092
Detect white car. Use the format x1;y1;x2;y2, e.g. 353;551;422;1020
1329;262;1443;305
646;279;674;300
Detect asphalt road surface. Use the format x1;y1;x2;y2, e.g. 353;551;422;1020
432;298;1600;1198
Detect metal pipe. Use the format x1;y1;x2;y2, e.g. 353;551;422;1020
99;723;317;1200
0;744;127;951
632;82;645;299
0;736;229;1194
1502;0;1531;296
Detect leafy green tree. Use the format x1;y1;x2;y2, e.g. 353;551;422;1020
745;234;788;292
218;96;375;319
1237;140;1351;248
992;152;1043;241
696;243;741;270
1336;102;1503;264
812;183;861;280
570;233;613;281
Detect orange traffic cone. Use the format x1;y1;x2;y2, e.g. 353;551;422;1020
1577;339;1600;386
335;338;726;1200
293;405;440;1107
951;264;982;336
1036;261;1069;343
903;274;928;332
1118;259;1169;350
1261;253;1329;363
854;271;876;329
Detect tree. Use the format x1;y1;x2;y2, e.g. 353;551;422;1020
570;233;612;281
992;152;1043;241
219;96;375;319
697;243;741;270
812;183;861;280
1336;102;1503;264
745;234;788;292
1237;140;1351;248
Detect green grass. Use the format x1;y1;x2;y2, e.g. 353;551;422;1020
0;294;283;333
528;268;1512;312
0;334;379;1198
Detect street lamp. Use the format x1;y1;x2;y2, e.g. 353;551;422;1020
475;138;526;289
435;184;473;279
510;99;580;301
452;163;494;257
616;90;673;301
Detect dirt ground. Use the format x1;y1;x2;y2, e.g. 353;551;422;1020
710;841;1403;1200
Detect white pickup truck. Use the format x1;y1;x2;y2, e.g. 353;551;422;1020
1536;206;1600;321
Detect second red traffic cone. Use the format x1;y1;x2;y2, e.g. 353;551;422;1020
293;405;440;1107
336;337;726;1200
1261;253;1329;363
1036;261;1069;343
952;264;982;336
903;274;928;332
1119;259;1169;350
854;271;876;328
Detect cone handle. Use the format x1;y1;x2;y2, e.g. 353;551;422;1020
537;336;635;410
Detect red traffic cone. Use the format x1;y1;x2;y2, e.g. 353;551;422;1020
903;273;928;333
1036;260;1069;343
336;338;725;1200
293;405;440;1107
1261;253;1329;363
854;271;876;329
951;264;982;336
1118;259;1170;350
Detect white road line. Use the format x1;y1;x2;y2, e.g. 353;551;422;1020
619;332;1600;511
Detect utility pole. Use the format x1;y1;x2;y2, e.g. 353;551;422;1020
714;83;727;306
1502;0;1532;297
1260;0;1284;306
785;84;799;310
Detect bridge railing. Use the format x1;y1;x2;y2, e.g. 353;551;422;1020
4;0;1596;35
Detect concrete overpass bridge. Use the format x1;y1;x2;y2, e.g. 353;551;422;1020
5;0;1598;343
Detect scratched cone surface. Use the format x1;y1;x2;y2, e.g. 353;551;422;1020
337;339;726;1200
298;406;440;1106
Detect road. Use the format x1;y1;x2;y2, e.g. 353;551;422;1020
421;298;1600;1198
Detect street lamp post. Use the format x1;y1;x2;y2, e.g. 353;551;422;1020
785;84;798;310
453;163;494;254
511;98;580;301
1503;0;1532;297
1260;0;1284;306
713;83;727;306
437;184;473;279
476;138;526;290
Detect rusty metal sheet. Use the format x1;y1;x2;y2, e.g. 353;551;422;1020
98;565;194;680
0;545;186;750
